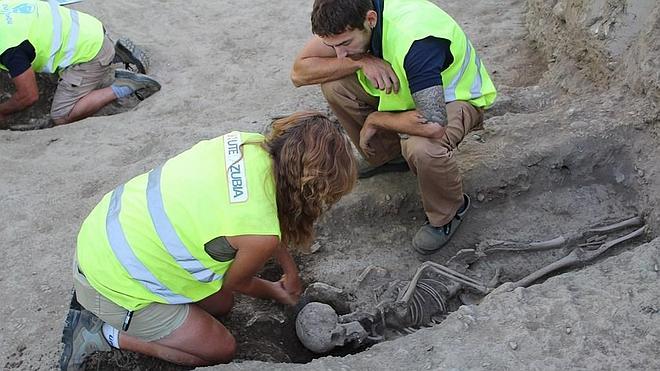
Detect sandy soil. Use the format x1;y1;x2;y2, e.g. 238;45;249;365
1;0;658;370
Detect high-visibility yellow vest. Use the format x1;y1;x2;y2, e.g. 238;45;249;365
357;0;497;111
77;132;281;311
0;0;104;73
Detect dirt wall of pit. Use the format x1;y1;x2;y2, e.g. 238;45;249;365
526;0;659;107
525;0;660;234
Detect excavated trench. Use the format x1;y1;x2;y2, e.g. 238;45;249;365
80;79;652;371
80;130;650;370
0;70;138;130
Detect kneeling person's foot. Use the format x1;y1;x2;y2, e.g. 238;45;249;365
358;156;409;179
112;69;161;101
113;37;150;74
60;309;111;371
412;194;471;255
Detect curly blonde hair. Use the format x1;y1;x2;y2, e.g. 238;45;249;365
263;112;357;251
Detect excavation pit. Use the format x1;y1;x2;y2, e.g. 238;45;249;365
78;135;651;369
1;68;141;131
0;73;57;130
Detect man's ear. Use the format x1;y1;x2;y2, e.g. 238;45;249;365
365;10;378;28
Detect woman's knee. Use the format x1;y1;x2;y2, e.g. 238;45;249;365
206;330;236;364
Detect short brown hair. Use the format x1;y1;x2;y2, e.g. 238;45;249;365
263;112;357;251
311;0;374;37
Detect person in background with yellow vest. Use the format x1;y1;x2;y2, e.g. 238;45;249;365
59;112;357;370
291;0;497;254
0;0;160;130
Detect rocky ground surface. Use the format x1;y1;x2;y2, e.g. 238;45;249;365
1;0;658;370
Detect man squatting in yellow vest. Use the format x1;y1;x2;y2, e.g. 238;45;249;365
0;0;160;129
291;0;497;254
59;112;357;369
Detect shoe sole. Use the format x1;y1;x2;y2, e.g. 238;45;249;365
412;194;471;255
114;38;149;74
59;309;81;370
8;118;54;131
114;69;161;101
358;160;409;179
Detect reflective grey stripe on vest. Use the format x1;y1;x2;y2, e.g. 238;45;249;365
44;0;62;73
445;38;486;101
470;52;483;99
58;8;80;68
147;166;223;283
106;185;191;304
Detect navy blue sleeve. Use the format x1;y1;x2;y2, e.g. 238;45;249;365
0;40;36;78
403;36;453;94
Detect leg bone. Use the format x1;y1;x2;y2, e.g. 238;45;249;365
511;225;646;288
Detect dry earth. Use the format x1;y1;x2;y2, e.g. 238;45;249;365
1;0;658;370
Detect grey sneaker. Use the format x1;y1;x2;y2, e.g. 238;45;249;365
113;37;149;74
8;117;55;131
412;194;471;255
59;309;111;371
114;69;161;101
358;156;409;179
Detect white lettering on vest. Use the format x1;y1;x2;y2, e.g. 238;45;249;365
224;132;248;203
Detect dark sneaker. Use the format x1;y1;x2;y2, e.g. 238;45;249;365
412;194;471;255
358;156;409;179
114;69;161;101
113;37;149;74
59;309;111;371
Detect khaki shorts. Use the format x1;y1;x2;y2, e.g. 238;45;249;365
50;35;116;120
72;260;189;342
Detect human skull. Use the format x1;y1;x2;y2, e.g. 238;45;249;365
295;302;367;353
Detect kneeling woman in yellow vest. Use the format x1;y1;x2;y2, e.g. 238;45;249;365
73;112;357;366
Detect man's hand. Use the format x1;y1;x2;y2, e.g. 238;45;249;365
359;121;380;157
365;110;446;140
357;54;400;94
398;110;446;139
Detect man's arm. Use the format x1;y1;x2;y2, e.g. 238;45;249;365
359;87;447;153
291;36;400;93
0;67;39;117
412;85;447;126
360;37;450;141
291;36;362;87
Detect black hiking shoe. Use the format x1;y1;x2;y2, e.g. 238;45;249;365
113;37;149;74
114;69;161;101
59;309;111;371
412;194;471;255
358;156;409;179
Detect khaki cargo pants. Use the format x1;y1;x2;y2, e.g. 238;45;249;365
72;257;189;342
321;75;484;227
50;35;115;120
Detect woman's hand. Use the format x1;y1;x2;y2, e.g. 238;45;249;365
280;273;303;299
271;280;299;306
